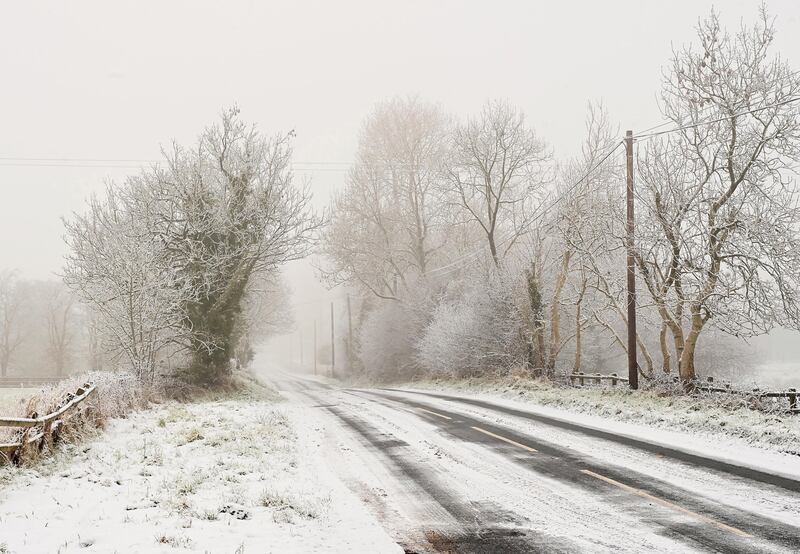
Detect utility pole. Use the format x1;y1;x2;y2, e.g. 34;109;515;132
313;320;317;375
347;294;353;371
625;130;639;390
330;302;335;379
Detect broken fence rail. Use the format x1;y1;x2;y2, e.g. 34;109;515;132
0;382;96;463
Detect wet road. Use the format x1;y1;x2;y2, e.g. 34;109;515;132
265;370;800;554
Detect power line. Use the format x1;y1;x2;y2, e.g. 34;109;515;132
633;95;800;141
425;140;625;279
633;66;800;138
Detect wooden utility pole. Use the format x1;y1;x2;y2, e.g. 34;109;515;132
625;130;639;390
347;294;353;370
313;320;317;375
330;302;335;379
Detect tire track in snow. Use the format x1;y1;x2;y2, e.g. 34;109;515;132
386;389;800;493
362;389;800;554
321;403;572;553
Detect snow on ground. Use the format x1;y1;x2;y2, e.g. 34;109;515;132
0;389;35;416
290;383;800;553
0;386;399;554
373;388;800;529
401;376;800;481
320;390;698;553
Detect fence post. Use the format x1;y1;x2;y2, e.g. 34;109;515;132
611;373;618;386
789;388;798;412
579;372;585;386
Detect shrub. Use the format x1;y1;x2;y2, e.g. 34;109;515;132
417;274;524;376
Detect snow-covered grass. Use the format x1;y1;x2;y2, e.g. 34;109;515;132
0;379;399;553
405;374;800;457
0;389;36;416
0;372;155;466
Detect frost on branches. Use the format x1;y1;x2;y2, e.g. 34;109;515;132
64;108;322;382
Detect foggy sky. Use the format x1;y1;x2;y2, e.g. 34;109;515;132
3;1;800;354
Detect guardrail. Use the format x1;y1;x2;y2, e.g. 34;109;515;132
568;372;629;387
0;382;96;463
0;376;69;388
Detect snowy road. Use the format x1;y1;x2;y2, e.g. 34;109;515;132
264;369;800;554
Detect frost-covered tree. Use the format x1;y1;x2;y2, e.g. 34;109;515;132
322;97;451;300
64;186;195;380
636;8;800;383
234;273;295;367
446;100;550;265
65;108;321;383
44;282;76;376
418;272;523;375
0;269;25;376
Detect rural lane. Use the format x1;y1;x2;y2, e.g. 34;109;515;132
261;368;800;554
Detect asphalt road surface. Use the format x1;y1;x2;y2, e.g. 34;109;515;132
263;369;800;554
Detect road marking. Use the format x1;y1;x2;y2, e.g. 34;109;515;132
470;426;538;453
417;407;452;420
580;469;751;538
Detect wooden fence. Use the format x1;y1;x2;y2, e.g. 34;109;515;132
0;376;69;388
0;382;96;463
568;371;798;414
568;372;629;387
694;376;799;414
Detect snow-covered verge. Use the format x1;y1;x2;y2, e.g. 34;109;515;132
0;390;35;418
0;372;153;466
0;381;399;554
401;375;800;460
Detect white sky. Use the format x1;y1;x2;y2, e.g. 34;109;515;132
2;1;800;351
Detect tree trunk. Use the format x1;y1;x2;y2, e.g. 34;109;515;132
678;317;703;384
635;334;654;378
487;230;499;265
548;251;572;373
668;322;685;376
659;323;671;373
573;302;582;372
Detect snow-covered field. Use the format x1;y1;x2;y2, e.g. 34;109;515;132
0;389;35;415
406;376;800;457
0;387;399;553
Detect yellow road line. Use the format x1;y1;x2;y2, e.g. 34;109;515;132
470;426;538;453
417;407;452;420
580;469;751;538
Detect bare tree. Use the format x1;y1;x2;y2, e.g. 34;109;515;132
44;282;76;376
446;100;550;265
636;8;800;383
65;108;321;382
322;97;451;299
235;272;295;365
0;269;25;376
64;186;195;380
